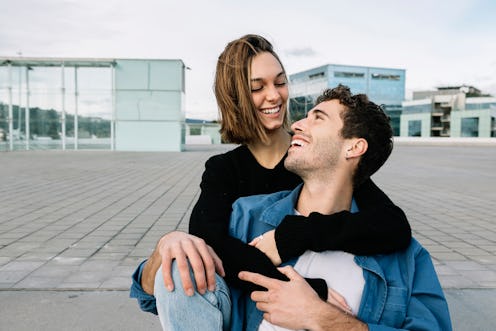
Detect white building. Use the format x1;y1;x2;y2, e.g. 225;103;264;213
401;86;496;138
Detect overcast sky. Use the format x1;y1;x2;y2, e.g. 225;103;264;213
2;0;495;120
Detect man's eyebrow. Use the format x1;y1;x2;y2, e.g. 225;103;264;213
309;108;330;118
250;71;286;82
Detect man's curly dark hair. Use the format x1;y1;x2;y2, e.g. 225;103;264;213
316;84;393;187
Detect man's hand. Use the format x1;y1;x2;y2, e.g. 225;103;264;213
239;266;367;331
141;231;224;297
249;230;282;266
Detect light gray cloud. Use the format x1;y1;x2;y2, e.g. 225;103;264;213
284;47;318;57
1;0;495;119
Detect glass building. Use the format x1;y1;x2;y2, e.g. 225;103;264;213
289;64;406;135
0;57;187;151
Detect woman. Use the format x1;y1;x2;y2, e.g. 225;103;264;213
131;34;410;328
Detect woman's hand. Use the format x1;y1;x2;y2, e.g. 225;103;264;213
327;287;352;315
141;231;224;296
249;230;282;266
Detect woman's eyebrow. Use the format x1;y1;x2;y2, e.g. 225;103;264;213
250;71;286;82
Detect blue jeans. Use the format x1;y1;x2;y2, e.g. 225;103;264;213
154;261;232;331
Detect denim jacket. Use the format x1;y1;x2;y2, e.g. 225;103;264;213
228;184;452;331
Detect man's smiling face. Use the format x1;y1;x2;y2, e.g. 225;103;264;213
285;99;348;177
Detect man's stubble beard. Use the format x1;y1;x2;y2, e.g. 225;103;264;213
285;140;343;181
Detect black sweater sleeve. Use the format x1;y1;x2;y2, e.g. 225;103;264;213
188;154;327;299
275;178;412;262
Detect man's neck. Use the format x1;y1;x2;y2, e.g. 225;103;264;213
295;173;354;217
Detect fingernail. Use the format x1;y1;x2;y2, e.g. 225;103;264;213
208;284;215;292
167;285;173;292
186;288;194;296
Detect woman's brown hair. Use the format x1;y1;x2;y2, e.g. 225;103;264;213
215;34;290;144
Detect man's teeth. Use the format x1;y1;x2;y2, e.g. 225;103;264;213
291;139;305;147
261;107;280;114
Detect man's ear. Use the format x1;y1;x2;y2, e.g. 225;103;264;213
346;138;368;159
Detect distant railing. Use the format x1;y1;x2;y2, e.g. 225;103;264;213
0;137;111;152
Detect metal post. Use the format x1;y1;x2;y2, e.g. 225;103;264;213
25;67;30;150
18;66;22;133
74;66;78;150
7;63;13;151
111;64;116;151
61;63;66;150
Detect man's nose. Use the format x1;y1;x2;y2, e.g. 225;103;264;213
291;117;306;133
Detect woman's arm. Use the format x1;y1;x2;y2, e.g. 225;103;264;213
189;155;326;298
275;178;411;262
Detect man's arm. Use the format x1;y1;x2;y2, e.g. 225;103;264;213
239;266;368;331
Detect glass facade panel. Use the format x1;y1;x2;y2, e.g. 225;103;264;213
408;120;422;137
403;104;432;113
0;64;112;150
0;102;8;151
371;73;400;80
384;106;402;136
0;66;8;150
466;102;496;110
461;117;479;137
334;72;364;78
289;96;315;122
309;72;325;79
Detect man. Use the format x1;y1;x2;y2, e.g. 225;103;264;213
133;85;451;331
225;85;452;330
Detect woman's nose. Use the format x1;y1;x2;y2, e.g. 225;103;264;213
265;84;280;102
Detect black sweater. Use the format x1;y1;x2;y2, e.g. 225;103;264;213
189;145;411;296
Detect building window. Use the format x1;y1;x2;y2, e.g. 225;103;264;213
334;71;364;78
289;96;315;122
309;72;325;79
403;104;431;114
492;117;495;137
466;102;496;110
461;117;479;137
408;120;421;137
371;73;400;81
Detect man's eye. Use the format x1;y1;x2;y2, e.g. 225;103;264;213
314;113;323;120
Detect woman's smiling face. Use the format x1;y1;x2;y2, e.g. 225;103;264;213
250;52;289;132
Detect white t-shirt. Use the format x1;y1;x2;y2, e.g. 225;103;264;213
258;244;364;331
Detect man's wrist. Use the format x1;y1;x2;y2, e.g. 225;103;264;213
306;299;332;331
307;301;368;331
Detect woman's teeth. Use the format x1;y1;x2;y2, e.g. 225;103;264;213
261;107;280;114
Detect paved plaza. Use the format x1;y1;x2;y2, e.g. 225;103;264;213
0;142;495;330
